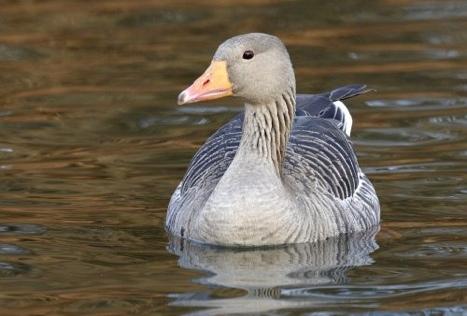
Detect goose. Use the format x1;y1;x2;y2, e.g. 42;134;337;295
166;33;380;247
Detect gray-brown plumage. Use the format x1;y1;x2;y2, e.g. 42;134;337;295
166;33;380;246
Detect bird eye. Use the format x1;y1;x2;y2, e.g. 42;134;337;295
242;50;254;60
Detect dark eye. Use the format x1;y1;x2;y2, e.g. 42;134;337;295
242;50;254;60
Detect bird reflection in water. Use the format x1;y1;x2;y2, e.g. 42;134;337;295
167;227;379;315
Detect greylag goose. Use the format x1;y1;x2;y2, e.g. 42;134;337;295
166;33;380;246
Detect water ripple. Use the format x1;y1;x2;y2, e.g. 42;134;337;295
366;97;466;108
138;115;209;129
0;244;30;255
355;127;457;146
282;278;467;300
0;224;46;235
0;261;31;277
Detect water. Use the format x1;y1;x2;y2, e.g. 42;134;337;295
0;0;466;314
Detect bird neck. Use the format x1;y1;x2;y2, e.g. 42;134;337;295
238;88;296;174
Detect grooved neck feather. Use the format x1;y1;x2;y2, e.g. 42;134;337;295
237;87;296;174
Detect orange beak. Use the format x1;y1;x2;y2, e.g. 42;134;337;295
177;61;233;105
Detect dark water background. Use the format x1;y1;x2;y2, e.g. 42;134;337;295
0;0;466;315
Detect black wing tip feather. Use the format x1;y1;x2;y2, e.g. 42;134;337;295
329;84;375;102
